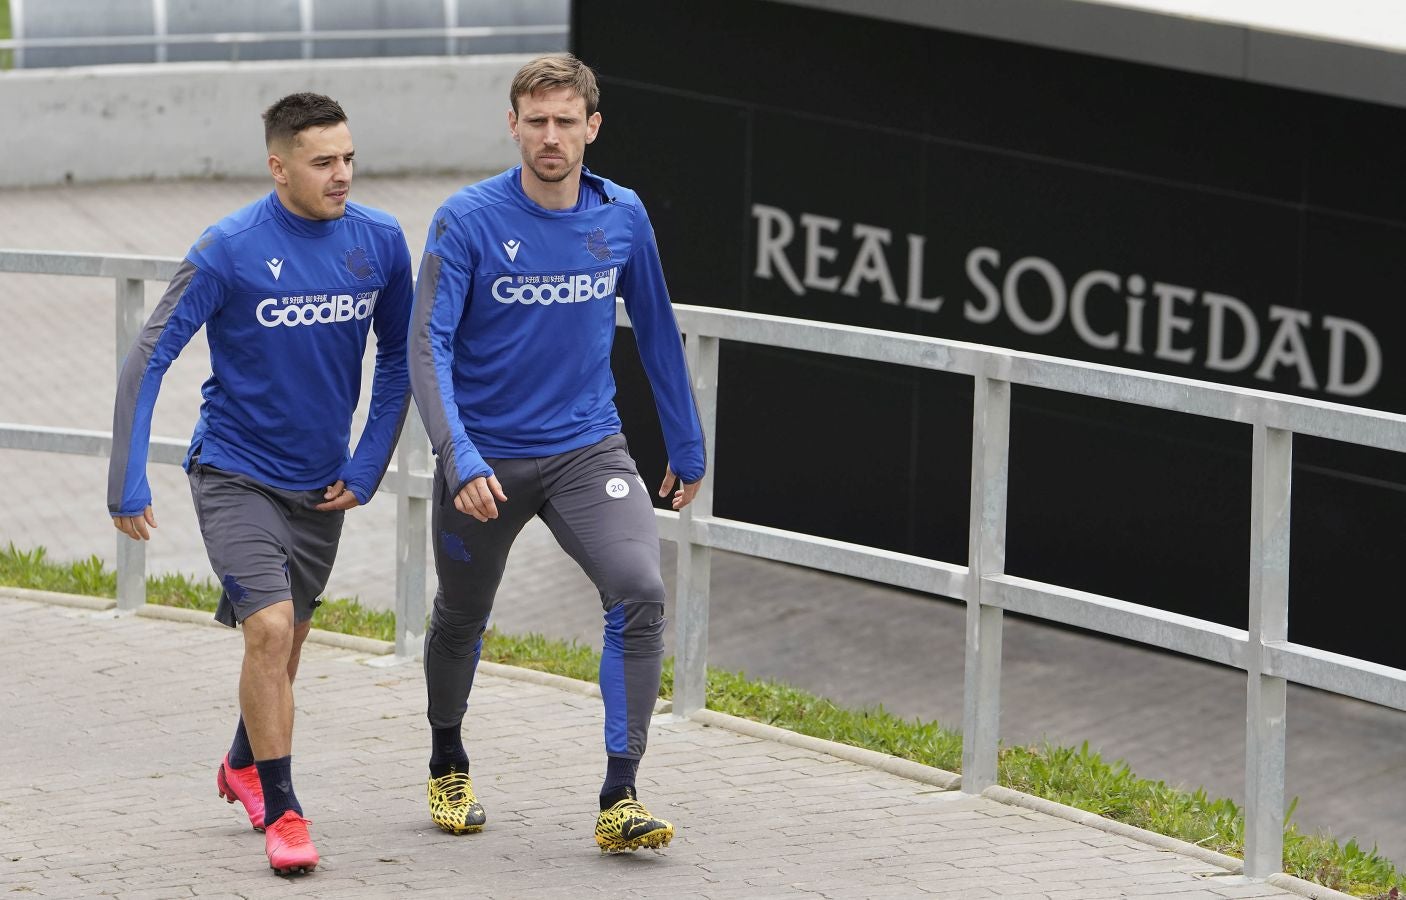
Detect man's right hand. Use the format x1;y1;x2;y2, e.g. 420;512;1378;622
113;506;158;541
454;476;507;523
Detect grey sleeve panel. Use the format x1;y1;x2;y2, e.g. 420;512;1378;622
106;260;199;514
410;253;456;485
409;251;486;491
342;238;415;506
361;394;411;501
363;235;418;499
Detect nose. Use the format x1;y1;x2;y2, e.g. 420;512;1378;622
332;158;352;181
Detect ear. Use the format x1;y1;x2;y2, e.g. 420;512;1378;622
585;111;602;145
508;108;519;142
268;153;288;185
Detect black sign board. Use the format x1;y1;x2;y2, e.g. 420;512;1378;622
575;0;1406;665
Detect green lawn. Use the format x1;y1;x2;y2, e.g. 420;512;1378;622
2;542;1402;897
1;0;11;70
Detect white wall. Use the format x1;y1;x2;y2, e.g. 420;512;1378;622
0;54;528;187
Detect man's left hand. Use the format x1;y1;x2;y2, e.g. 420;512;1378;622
658;466;702;511
316;479;361;511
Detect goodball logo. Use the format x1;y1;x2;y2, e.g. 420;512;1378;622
492;268;619;305
257;292;378;328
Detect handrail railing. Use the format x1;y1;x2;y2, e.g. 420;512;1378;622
4;247;1405;880
0;26;567;52
0;25;567;67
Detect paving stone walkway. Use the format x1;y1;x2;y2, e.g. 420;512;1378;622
2;593;1315;899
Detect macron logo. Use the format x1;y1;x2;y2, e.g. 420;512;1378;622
265;258;284;280
502;239;521;263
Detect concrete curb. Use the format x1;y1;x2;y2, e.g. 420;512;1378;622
304;626;394;657
0;587;395;658
476;661;673;715
133;603;221;627
982;784;1244;872
0;585;114;610
477;659;599;698
977;791;1359;900
688;707;964;790
1265;873;1361;900
132;603;399;657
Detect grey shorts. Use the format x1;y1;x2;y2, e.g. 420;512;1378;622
188;461;344;627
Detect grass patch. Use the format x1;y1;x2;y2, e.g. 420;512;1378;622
0;543;393;639
315;597;395;642
1;545;117;596
0;0;11;71
3;542;1402;897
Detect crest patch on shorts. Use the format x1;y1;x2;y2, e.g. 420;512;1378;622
223;573;250;604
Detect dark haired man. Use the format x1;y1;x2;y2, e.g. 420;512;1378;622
410;53;704;852
108;92;413;875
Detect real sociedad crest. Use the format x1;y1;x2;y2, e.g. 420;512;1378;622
585;227;611;261
344;246;374;280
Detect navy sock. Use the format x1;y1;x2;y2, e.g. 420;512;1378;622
601;756;639;809
256;756;301;825
227;717;254;769
429;724;470;779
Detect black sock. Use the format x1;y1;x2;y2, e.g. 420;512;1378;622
429;724;470;779
600;757;639;809
256;755;300;825
227;717;254;769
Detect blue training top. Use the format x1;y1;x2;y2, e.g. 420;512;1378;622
410;165;706;492
107;191;413;517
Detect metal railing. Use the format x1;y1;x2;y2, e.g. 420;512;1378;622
4;247;1405;879
0;26;569;66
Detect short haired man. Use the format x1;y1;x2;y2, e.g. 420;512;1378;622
410;53;705;852
108;92;413;876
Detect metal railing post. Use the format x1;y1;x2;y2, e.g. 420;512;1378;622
151;0;168;63
673;333;718;717
299;0;315;60
962;371;1011;792
1244;422;1291;877
114;277;147;612
395;406;430;660
10;0;24;69
442;0;458;56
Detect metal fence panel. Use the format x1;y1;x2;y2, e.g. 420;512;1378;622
7;248;1406;880
4;0;569;66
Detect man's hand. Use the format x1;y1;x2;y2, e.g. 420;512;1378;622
315;480;362;512
455;475;508;522
113;506;157;541
658;466;701;511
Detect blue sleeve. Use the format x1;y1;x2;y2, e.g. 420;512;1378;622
618;204;707;484
340;228;414;505
408;208;493;492
107;254;226;516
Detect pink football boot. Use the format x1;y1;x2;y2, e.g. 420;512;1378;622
217;754;266;831
264;811;319;876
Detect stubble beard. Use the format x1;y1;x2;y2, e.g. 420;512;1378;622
525;154;574;185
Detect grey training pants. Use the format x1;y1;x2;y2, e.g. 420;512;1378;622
424;433;667;760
